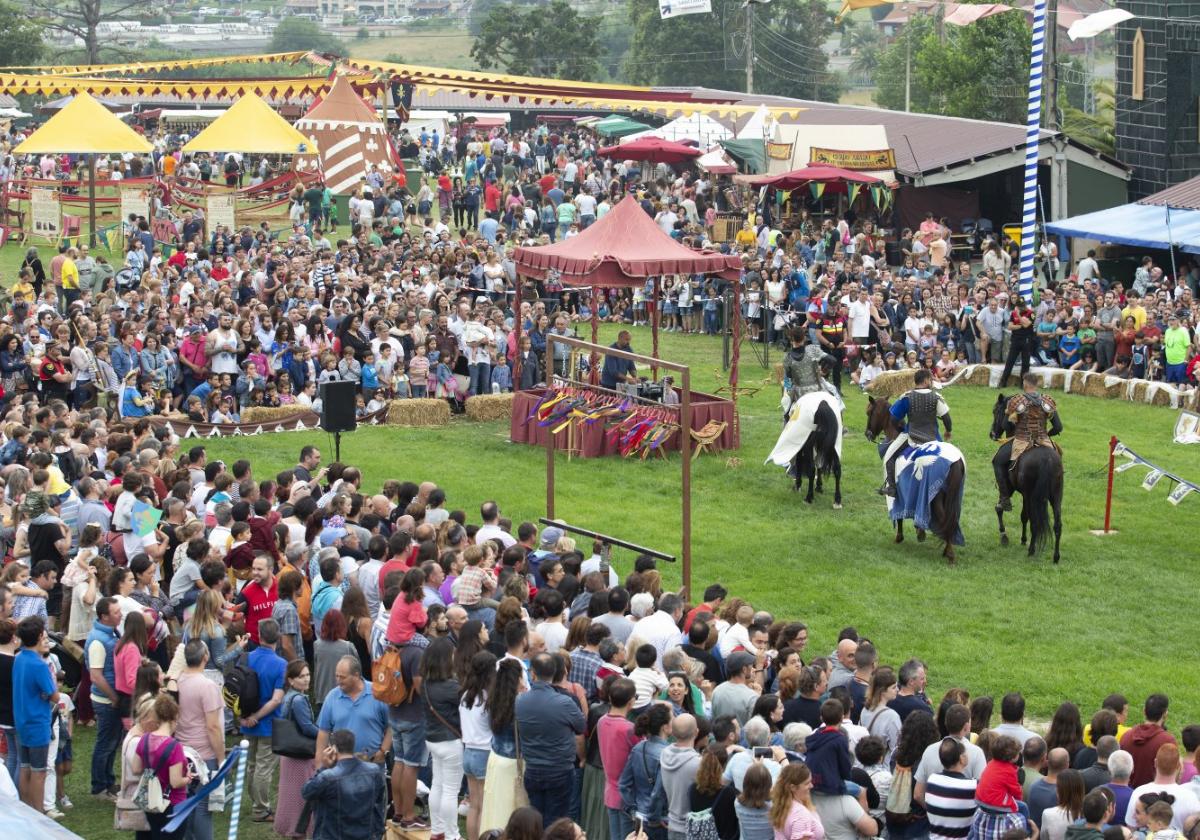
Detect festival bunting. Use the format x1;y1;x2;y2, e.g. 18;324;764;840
810;182;825;201
1111;439;1200;505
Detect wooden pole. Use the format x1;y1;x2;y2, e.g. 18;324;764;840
680;365;692;600
87;153;97;248
652;276;660;379
590;285;600;385
513;278;524;388
730;279;742;439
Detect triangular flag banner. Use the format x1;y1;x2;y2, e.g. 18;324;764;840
1142;469;1164;490
810;182;825;201
1114;459;1140;473
1168;482;1194;505
848;183;861;205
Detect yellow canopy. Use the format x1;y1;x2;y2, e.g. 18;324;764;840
13;91;152;155
182;93;316;155
834;0;900;21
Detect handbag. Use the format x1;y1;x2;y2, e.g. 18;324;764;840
884;764;919;825
271;693;316;760
512;713;530;809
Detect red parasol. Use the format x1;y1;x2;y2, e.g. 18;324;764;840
595;136;704;165
744;164;883;192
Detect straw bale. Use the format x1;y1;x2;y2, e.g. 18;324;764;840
386;398;450;427
241;406;312;424
465;393;515;422
866;370;917;399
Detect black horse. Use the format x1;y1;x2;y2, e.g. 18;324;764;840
790;397;843;508
989;394;1064;563
865;396;966;563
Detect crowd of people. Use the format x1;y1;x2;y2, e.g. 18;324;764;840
0;445;1198;840
0;118;1196;840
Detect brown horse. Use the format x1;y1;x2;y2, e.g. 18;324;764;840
865;395;966;563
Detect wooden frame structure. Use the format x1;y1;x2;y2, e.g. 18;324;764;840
544;333;693;598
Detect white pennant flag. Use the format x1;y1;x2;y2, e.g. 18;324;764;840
1168;482;1195;506
1114;459;1141;473
658;0;712;19
1142;469;1164;490
1112;441;1127;457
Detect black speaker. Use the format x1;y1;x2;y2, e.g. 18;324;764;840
319;381;358;433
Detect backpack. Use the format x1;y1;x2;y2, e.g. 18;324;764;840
223;652;261;718
372;646;410;705
686;808;720;840
132;735;177;814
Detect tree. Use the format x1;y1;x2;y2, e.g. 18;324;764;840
470;0;602;81
753;0;844;103
28;0;140;65
874;8;1031;124
624;0;743;90
0;2;44;67
1062;80;1114;155
269;16;344;55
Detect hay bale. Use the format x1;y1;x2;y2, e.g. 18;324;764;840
1147;385;1179;407
465;393;514;422
866;369;916;399
1044;371;1066;390
964;366;992;387
386;398;450;427
1128;381;1148;403
1077;373;1115;400
241;406;314;424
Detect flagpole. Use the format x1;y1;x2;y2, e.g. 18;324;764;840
1018;0;1048;304
227;739;249;840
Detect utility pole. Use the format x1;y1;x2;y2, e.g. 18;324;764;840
1045;0;1069;233
746;1;755;94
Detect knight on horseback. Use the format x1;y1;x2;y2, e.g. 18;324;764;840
782;326;841;420
994;372;1063;511
878;368;952;497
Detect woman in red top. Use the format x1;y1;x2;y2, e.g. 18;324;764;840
128;694;192;839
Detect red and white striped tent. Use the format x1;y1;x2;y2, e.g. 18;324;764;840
295;74;398;195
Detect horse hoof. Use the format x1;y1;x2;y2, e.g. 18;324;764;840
894;533;904;544
804;497;813;505
1053;553;1060;564
1000;534;1009;547
916;530;927;543
832;503;843;510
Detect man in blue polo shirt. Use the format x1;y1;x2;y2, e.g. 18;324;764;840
13;616;59;813
316;655;390;765
515;651;585;823
239;618;287;823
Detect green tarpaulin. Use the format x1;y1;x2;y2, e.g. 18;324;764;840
720;138;766;174
595;115;652;138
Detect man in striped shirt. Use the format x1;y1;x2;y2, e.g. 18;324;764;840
924;738;978;840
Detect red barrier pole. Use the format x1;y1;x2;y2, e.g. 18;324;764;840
1104;435;1117;533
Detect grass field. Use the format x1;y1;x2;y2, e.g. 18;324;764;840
345;28;478;68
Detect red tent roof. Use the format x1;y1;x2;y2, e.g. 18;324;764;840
746;164;884;191
596;136;703;165
512;195;742;287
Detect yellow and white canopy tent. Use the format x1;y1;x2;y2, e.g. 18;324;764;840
181;92;316;155
13;91;153;244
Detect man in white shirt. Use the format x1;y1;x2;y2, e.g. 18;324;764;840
1077;249;1100;282
1124;743;1200;830
634;593;684;666
848;288;873;344
914;704;986;799
474;501;516;548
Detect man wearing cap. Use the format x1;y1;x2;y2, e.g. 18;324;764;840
712;651;762;725
528;526;562;588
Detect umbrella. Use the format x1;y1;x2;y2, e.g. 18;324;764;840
596;136;702;165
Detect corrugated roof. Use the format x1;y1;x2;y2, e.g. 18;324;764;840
1138;175;1200;212
673;87;1055;178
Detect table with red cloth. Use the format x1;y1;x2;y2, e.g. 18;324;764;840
510;386;739;458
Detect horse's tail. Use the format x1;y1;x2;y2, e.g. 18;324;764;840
813;400;840;474
937;459;966;545
1026;451;1054;554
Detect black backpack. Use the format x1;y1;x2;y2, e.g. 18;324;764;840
222;652;261;719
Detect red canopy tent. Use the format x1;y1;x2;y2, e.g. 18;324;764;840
745;164;883;192
511;193;744;410
595;136;704;165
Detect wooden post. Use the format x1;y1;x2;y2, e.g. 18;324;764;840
652;276;660;379
513;278;524;389
589;285;600;385
680;364;692;600
87;153;97;248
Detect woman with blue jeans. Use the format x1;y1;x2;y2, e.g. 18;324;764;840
459;650;496;840
619;703;673;840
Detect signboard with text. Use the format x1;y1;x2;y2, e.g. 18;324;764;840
809;147;897;171
30;187;61;242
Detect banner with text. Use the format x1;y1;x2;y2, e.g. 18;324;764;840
206;192;236;233
809;147;897;171
30;187;61;242
659;0;712;18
